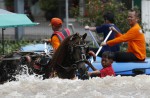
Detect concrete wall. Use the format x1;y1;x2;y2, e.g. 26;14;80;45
142;0;150;43
0;0;5;9
30;1;44;17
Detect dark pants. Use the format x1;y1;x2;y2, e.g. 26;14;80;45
114;52;144;62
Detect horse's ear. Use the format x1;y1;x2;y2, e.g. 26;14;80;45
70;33;79;40
75;32;79;36
70;33;77;40
82;33;87;40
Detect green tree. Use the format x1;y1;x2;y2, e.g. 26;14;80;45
4;0;14;12
39;0;58;11
39;0;58;21
71;0;130;33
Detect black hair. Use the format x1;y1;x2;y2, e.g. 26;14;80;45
129;8;144;33
102;51;114;60
129;8;140;18
103;12;115;23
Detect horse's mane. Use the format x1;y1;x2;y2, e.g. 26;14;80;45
50;34;73;68
48;33;89;79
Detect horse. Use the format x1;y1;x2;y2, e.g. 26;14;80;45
44;33;94;80
0;33;95;83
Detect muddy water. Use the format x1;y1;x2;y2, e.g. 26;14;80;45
0;74;150;98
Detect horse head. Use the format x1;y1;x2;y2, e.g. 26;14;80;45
49;33;90;80
68;33;89;79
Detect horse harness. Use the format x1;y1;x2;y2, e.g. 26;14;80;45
57;36;89;72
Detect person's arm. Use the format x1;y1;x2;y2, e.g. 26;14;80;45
100;26;122;46
42;38;51;43
88;70;100;76
109;26;120;34
89;27;96;31
101;26;138;46
107;27;138;46
87;51;96;61
85;60;97;71
51;35;61;52
85;26;96;31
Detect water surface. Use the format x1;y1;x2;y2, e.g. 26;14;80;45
0;75;150;98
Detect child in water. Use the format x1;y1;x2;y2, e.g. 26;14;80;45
88;51;115;78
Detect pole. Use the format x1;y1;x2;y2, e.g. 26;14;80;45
91;30;112;63
68;23;75;34
44;42;48;54
14;0;24;40
65;0;69;28
2;28;5;54
88;30;100;48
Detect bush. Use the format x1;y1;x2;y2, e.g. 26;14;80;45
0;40;35;55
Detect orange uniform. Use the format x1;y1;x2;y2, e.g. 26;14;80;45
48;28;71;51
107;23;146;60
48;35;61;51
48;18;71;51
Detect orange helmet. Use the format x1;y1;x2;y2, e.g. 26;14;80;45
50;18;63;27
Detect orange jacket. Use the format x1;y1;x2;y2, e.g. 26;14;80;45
107;23;146;60
48;35;60;52
48;28;71;51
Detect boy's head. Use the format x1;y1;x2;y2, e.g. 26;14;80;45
101;51;114;68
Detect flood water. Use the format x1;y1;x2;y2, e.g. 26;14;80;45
1;74;150;98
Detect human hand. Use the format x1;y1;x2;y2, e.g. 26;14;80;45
101;42;107;46
85;25;89;30
42;39;49;42
109;26;118;33
88;51;96;61
88;72;92;76
109;26;116;31
42;39;47;41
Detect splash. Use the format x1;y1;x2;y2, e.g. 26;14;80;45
1;75;150;98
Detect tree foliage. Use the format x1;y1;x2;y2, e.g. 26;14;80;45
39;0;58;11
71;0;130;33
0;40;34;55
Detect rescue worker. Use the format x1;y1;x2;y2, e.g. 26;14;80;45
44;17;71;52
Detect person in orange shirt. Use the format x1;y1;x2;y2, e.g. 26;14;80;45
44;18;96;60
101;9;146;62
44;17;71;52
